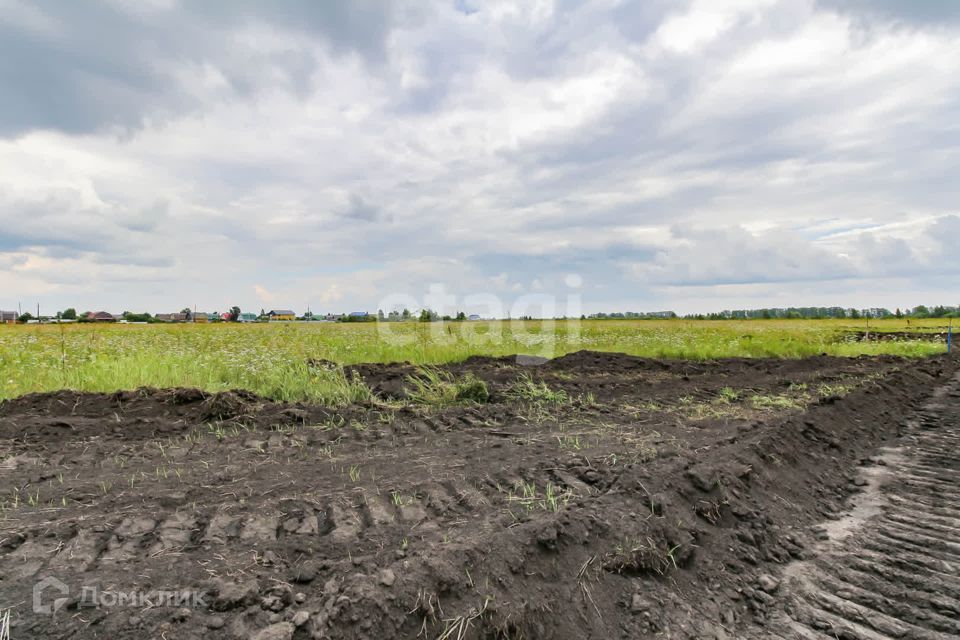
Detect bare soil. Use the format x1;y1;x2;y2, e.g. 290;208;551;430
0;351;955;639
847;330;950;342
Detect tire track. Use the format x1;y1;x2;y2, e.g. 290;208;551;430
757;373;960;639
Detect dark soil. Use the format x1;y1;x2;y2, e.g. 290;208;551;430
846;330;950;342
0;351;955;639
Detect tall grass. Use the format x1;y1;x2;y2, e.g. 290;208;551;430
0;319;948;402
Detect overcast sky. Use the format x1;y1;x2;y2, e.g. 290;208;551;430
1;0;958;316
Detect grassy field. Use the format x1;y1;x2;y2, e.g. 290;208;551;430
0;318;952;403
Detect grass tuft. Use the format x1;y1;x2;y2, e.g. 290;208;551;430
405;367;489;406
506;373;568;404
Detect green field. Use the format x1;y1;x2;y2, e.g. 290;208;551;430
0;319;951;403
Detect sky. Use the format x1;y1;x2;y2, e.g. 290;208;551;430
1;0;959;317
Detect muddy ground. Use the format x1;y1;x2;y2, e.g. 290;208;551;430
847;331;950;342
0;351;956;639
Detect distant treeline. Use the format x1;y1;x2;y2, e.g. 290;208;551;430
587;306;960;320
689;306;959;320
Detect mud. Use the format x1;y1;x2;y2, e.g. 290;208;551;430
847;331;949;342
0;351;956;639
742;370;960;639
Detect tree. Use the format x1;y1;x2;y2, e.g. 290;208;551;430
181;307;193;321
61;308;77;320
455;311;467;321
419;309;433;322
229;306;241;322
18;312;33;323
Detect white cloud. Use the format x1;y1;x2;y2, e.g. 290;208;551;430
0;0;958;315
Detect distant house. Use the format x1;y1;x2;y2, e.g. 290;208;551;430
323;314;343;322
349;311;369;318
468;314;481;321
0;310;16;324
268;310;296;321
220;312;232;321
155;313;188;323
87;311;117;322
238;312;259;322
192;312;209;324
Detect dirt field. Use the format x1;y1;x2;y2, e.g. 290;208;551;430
0;351;956;639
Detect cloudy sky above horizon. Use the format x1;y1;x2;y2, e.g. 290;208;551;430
1;0;959;317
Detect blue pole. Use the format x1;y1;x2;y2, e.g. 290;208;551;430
949;321;953;354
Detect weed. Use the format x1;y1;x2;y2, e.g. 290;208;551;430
435;598;491;640
606;537;681;575
506;373;568;404
749;394;803;410
539;483;572;512
717;387;740;403
506;480;571;512
0;607;10;640
406;367;489;406
817;381;856;397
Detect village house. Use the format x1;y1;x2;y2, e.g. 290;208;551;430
0;310;16;324
155;313;188;323
268;309;296;321
238;312;259;322
192;312;209;324
87;311;117;322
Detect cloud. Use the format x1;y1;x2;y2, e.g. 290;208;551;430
0;1;400;136
816;0;960;26
626;215;960;291
0;1;958;315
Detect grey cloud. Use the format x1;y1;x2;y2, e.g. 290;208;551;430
0;1;398;137
0;193;113;252
816;0;960;26
342;194;390;223
0;191;176;270
629;216;960;290
210;1;397;59
117;200;170;233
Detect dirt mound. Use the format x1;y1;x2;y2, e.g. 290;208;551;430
0;352;955;639
847;330;948;342
0;387;336;442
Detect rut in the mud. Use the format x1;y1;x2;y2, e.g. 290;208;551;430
747;371;960;640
